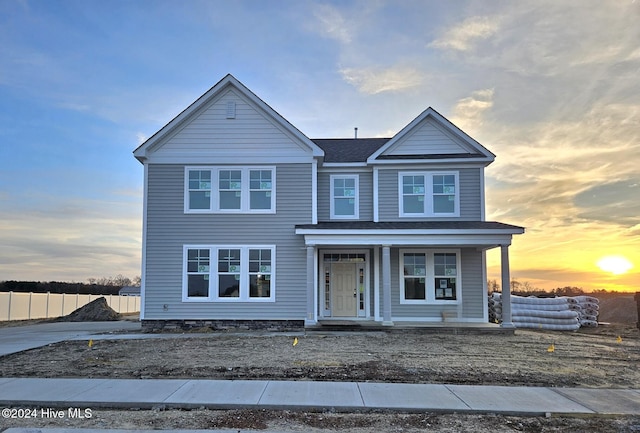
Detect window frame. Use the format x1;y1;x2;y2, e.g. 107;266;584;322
330;174;359;219
398;171;460;217
399;249;461;305
182;245;276;302
184;166;276;214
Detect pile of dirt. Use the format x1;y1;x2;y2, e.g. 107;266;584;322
597;294;638;324
56;297;121;322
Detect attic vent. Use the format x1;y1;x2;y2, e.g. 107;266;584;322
226;101;236;119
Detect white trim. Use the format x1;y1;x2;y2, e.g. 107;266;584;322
398;171;460;218
482;250;488;322
142;154;316;165
480;167;486;221
367;162;489;170
370;158;492;166
373;246;380;321
329;174;360;220
182;244;276;303
313;248;319;322
295;228;524;236
139;163;149;320
299;233;516;247
320;162;369;168
304;234;511;249
399;249;461;305
312;160;318;224
373;167;379;222
184;166;276;214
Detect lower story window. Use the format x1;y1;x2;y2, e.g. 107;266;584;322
186;249;210;297
183;245;275;302
400;250;459;303
434;253;457;300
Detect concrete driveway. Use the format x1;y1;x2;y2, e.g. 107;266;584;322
0;321;141;357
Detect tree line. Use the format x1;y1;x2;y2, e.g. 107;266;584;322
487;278;620;297
0;274;140;295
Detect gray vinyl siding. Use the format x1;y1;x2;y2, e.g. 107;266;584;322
389;248;484;320
143;163;312;320
377;168;482;221
154;88;312;163
459;249;484;319
317;171;373;221
385;119;467;156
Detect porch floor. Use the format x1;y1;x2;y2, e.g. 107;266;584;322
307;320;513;335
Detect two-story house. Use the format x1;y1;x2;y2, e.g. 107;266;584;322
133;74;524;330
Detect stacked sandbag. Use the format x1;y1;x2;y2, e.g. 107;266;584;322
488;292;502;323
489;293;581;331
570;295;599;327
511;295;580;331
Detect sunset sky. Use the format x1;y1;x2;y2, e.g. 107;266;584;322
0;0;638;292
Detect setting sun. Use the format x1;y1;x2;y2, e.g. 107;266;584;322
597;256;634;275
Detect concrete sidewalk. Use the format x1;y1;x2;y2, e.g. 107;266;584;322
0;377;639;416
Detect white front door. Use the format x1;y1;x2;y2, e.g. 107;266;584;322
331;263;357;317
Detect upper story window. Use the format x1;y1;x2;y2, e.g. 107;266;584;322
399;171;459;217
185;166;275;213
183;245;275;302
330;175;359;219
400;249;460;304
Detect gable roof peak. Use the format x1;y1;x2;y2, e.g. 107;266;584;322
133;74;323;162
366;106;496;164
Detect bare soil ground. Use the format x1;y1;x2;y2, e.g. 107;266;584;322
1;294;638;432
0;324;638;388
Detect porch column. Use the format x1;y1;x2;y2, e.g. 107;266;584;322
500;244;514;328
382;245;393;326
305;246;316;326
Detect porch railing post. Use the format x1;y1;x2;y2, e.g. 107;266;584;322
500;244;514;328
382;245;393;326
305;245;316;326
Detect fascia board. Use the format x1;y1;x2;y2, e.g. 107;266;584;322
295;228;525;236
298;233;516;246
320;162;369;168
368;158;493;166
143;153;316;165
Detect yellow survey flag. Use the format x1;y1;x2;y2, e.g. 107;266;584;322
547;343;555;353
293;337;298;346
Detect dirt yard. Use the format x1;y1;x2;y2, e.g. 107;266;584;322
1;294;638;432
1;324;639;388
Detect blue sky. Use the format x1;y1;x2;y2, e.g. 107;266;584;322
1;0;638;291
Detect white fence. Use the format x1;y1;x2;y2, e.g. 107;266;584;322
0;292;140;321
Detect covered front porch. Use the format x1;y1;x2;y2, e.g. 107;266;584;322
295;221;525;328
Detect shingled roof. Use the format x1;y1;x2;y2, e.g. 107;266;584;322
312;138;390;163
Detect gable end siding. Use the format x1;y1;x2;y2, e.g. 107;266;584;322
143;163;312;320
146;88;314;163
384;119;473;156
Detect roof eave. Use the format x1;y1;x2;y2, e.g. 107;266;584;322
368;156;494;165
